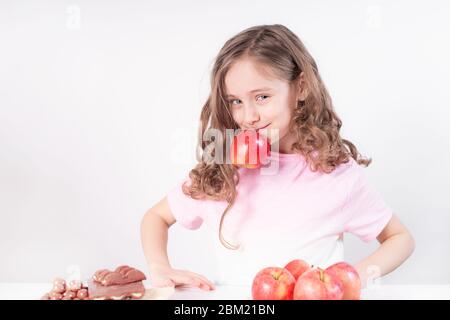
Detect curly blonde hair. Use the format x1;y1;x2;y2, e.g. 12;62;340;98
182;24;371;250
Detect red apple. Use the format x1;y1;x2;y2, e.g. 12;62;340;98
284;259;311;281
230;130;271;169
326;262;361;300
252;267;296;300
293;268;344;300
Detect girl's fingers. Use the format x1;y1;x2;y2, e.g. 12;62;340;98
184;271;215;289
187;278;210;291
198;283;211;291
188;275;214;291
192;278;212;291
171;274;212;291
171;274;198;286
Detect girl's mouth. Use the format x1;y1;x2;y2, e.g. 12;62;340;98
256;123;271;132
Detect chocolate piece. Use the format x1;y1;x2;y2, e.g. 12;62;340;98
53;278;66;287
63;290;77;299
92;265;146;286
76;288;89;299
67;280;82;291
52;278;66;293
41;293;50;300
49;292;63;300
52;283;65;294
87;280;145;300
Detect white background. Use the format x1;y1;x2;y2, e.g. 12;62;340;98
1;0;449;285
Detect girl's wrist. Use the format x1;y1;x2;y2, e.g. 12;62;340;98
149;262;172;272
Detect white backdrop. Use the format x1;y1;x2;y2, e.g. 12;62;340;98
1;0;449;285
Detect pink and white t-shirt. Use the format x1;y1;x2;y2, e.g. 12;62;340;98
166;151;393;286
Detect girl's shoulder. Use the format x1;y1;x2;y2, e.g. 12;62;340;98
327;156;360;178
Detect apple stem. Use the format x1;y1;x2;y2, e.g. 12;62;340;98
273;271;280;281
319;268;324;282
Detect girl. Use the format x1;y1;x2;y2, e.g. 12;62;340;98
140;24;415;291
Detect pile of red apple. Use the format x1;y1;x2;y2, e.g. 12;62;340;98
251;259;361;300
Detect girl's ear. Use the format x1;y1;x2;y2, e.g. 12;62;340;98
296;72;309;101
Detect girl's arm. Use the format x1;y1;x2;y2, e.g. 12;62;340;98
141;197;175;271
354;214;415;288
140;197;215;290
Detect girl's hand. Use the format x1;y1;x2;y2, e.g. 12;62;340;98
149;265;215;291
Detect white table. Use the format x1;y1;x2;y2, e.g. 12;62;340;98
1;282;449;300
168;284;450;300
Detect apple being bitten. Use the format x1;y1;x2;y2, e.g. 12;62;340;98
293;268;344;300
326;262;361;300
284;259;311;281
251;267;296;300
230;130;271;169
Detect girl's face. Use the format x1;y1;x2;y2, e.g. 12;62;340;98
224;57;305;153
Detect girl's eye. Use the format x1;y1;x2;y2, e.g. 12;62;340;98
229;99;241;106
257;95;269;102
229;95;269;106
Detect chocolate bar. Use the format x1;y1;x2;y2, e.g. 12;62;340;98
87;279;145;300
92;265;146;286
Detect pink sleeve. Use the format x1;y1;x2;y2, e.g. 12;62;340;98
342;162;394;242
166;176;206;230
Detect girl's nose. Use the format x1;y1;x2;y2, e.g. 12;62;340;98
243;104;260;127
